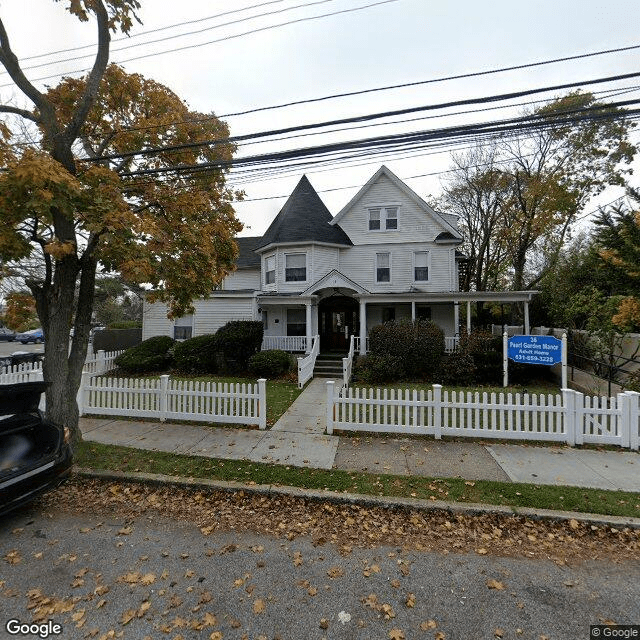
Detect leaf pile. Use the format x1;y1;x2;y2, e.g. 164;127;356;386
40;478;639;564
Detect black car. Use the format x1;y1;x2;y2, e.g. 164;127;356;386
0;382;72;516
0;327;15;341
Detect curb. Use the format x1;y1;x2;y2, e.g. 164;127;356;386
74;467;640;530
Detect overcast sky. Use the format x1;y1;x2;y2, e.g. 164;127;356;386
0;0;638;236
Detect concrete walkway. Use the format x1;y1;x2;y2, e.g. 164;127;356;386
79;378;640;492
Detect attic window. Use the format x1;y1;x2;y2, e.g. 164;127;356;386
368;206;398;231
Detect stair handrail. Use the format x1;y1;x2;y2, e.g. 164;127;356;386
297;335;320;389
342;334;355;389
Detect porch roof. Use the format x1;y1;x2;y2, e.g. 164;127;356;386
358;290;539;304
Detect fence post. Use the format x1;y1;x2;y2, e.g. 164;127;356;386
297;357;303;389
563;388;576;446
97;350;106;375
160;374;169;423
433;384;442;440
257;378;267;430
76;371;90;417
326;381;335;435
561;333;568;389
627;391;639;451
503;332;509;388
619;393;631;449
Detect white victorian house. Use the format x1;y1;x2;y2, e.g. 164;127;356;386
142;166;536;356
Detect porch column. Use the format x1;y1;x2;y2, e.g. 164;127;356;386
305;301;312;354
466;300;472;335
411;301;416;321
453;302;459;336
524;300;530;335
359;299;367;355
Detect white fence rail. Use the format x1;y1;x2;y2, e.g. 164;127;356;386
342;335;355;388
297;335;320;389
261;336;308;352
79;374;267;429
326;382;640;450
83;349;124;375
0;360;43;384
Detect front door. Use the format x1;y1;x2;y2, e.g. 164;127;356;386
319;296;358;352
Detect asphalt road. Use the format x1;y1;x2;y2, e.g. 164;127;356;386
0;341;44;358
1;494;638;640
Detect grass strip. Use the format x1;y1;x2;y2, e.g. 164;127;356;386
75;441;640;519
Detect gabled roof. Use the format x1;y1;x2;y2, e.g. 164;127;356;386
256;175;352;251
301;269;369;296
234;236;262;269
330;165;463;240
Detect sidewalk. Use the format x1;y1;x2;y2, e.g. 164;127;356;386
79;378;640;492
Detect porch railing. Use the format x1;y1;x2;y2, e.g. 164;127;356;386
354;336;459;354
261;335;308;352
342;335;355;388
297;335;319;389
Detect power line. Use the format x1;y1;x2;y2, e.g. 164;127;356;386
16;0;291;61
87;71;640;163
9;0;341;74
119;104;640;178
0;0;401;89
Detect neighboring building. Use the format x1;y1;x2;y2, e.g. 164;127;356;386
143;166;536;354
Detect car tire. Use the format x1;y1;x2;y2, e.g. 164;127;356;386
35;338;43;344
20;340;28;344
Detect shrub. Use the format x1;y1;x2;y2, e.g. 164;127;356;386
114;335;175;373
215;320;264;373
248;350;293;378
457;330;503;384
108;320;142;329
355;353;404;383
173;334;220;374
438;353;476;386
625;370;640;392
368;319;444;380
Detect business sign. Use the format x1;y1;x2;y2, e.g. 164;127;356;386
507;335;562;366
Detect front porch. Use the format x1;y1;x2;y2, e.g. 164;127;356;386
259;289;537;357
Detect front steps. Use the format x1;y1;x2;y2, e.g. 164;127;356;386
313;353;345;378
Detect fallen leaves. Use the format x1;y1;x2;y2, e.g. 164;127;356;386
487;579;506;590
327;566;344;579
420;620;438;630
40;478;640;565
252;599;266;614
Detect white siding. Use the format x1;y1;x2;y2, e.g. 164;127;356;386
337;173;446;246
310;245;340;284
142;300;174;341
339;243;454;292
193;297;255;335
224;269;260;290
142;296;255;340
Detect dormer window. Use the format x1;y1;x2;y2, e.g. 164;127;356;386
265;255;275;285
368;206;398;231
285;252;306;282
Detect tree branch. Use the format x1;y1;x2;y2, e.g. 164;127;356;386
0;17;57;131
0;104;39;122
65;0;111;142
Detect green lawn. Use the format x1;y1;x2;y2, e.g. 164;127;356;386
75;441;640;519
171;375;301;426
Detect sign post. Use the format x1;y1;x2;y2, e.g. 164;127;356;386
503;333;566;387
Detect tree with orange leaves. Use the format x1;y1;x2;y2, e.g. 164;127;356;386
0;2;242;440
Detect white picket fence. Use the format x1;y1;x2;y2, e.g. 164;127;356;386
325;382;640;450
342;335;355;388
79;374;267;428
0;360;43;384
83;349;124;375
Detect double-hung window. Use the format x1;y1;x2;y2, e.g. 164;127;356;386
265;255;275;285
285;253;306;282
173;314;193;340
368;206;398;231
414;251;429;282
287;309;306;336
376;252;391;283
